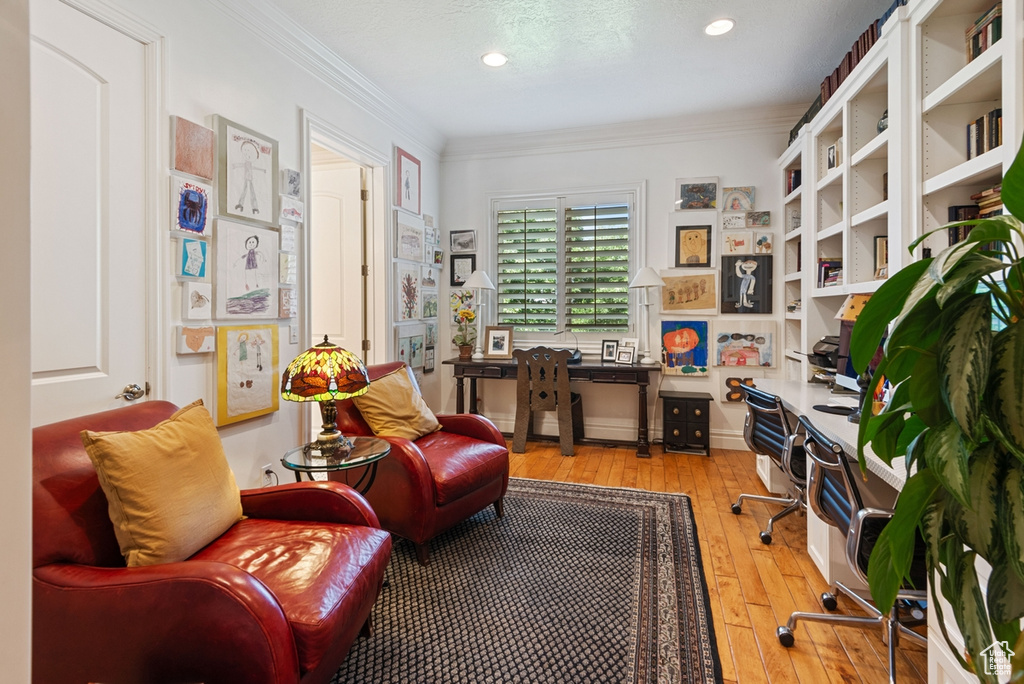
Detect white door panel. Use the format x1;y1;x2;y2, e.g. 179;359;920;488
31;0;149;423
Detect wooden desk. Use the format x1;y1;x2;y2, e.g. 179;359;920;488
442;356;657;457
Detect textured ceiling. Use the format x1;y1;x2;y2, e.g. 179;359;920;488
266;0;894;141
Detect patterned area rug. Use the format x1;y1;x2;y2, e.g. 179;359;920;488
333;479;722;683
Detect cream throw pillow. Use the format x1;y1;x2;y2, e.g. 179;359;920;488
353;366;441;441
80;399;243;567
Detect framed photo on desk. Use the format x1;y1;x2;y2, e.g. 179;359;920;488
484;326;513;358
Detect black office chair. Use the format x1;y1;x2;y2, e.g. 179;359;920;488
777;415;927;683
730;385;807;545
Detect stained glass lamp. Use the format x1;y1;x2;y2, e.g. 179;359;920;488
281;335;370;454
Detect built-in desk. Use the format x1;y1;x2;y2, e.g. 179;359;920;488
755;378;907;489
442;356;657;457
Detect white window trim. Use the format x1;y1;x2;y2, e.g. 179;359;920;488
483;181;647;355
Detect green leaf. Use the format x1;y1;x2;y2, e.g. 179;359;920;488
910;350;949;427
930;240;987;286
952;552;997;682
989;324;1024;456
988;562;1024;628
951;443;1002;557
1002;463;1024;584
936;254;1008;307
922;421;971;508
867;469;940;610
1001;144;1024;219
939;293;992;439
851;259;932;371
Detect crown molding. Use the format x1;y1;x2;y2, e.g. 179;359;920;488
208;0;445;157
441;104;807;162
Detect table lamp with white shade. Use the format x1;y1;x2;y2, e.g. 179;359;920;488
628;267;665;365
463;270;495;360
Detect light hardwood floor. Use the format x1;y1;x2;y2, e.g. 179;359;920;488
508;441;928;684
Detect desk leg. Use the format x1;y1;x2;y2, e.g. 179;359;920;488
469;378;478;415
455;375;465;413
637;379;651;458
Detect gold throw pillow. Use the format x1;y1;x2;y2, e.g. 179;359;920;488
353;366;441;441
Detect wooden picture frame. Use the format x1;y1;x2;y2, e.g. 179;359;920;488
395;146;421;215
216;324;279;426
450;254;476;286
484;326;513;358
601;339;618;362
215;116;278;229
874;236;889;279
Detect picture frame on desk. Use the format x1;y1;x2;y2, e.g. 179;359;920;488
615;346;635;364
484;326;513;358
601;339;618;362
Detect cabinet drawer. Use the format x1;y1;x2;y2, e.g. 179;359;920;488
462;367;505;378
665;400;709;423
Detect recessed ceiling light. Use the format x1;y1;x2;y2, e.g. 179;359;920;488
704;18;735;36
481;52;508;67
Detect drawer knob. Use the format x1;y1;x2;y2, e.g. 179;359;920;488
694;408;702;417
694;430;702;438
672;407;680;415
672;429;680;437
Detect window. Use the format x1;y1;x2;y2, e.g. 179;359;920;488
494;189;637;335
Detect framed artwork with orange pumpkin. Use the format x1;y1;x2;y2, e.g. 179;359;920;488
660;320;709;376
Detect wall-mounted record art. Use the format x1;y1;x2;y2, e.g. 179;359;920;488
171;176;211;235
721;255;772;314
214;220;279;319
661;320;709;376
171;116;215;181
216;116;278;228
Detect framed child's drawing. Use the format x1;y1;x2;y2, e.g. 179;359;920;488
171;176;211;235
215;116;278;228
721;255;773;314
216;324;279;426
661;320;709;376
395;146;421;215
214;220;279;319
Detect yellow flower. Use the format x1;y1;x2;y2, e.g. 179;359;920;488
457;308;475;323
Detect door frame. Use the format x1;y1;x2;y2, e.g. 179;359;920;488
43;0;165;398
299;110;390;439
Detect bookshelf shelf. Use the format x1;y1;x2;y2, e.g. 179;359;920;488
852;200;889;226
818;221;845;239
851;130;889;165
784;271;802;283
922;146;1003;195
922;40;1002;113
816;166;844;191
783;186;802;205
784;227;802;242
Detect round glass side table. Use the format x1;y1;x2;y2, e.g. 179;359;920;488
281;436;390;493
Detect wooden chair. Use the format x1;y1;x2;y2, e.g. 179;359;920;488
512;347;575;456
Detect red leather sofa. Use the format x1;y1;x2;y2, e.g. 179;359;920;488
335;362;509;565
32;401;391;684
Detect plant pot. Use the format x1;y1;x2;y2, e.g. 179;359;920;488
458;345;473;360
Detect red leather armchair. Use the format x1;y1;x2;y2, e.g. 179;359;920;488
32;401;391;684
335;362;509;565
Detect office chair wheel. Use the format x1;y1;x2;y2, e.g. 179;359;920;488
821;593;838;611
730;503;742;514
776;625;795;647
759;531;772;545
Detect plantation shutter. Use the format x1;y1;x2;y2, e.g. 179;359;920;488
496;206;559;331
563;202;630;332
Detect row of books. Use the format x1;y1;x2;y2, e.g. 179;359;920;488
785;169;802;195
817;259;843;288
967;107;1002;160
967;3;1002;62
947;184;1003;245
819;0;907;107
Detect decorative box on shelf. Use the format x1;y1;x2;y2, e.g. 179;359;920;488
659;391;714;456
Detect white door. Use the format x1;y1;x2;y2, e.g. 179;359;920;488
30;0;150;424
310;149;366;354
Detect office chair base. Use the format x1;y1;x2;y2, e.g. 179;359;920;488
731;492;803;545
759;531;773;545
821;592;838;611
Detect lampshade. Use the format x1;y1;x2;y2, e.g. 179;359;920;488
281;335;370;403
834;293;872;322
463;269;495;290
628;266;665;289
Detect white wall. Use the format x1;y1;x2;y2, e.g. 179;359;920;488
100;0;444;486
0;0;34;677
440;109;800;448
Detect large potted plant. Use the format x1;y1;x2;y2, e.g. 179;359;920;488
851;145;1024;681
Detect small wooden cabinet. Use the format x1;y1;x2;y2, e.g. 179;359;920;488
659;391;713;455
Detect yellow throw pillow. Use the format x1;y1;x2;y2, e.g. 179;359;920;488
353;366;441;441
80;399;243;567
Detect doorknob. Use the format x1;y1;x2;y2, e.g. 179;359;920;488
115;383;146;401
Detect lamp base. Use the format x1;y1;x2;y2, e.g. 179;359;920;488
640;355;658;365
472;348;484;360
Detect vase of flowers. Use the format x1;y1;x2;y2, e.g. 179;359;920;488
453;308;476;359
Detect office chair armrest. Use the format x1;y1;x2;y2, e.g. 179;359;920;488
782;431;807;485
846;507;893;586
